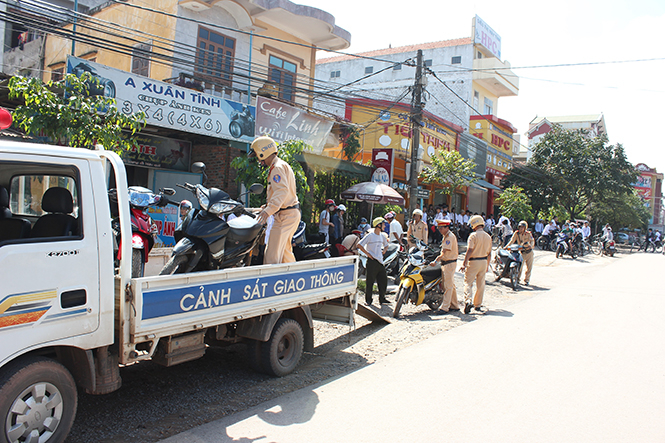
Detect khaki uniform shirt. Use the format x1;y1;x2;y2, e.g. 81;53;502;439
440;231;459;261
467;229;492;259
407;220;428;245
264;157;299;217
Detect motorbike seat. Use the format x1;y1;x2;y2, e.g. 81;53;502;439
383;243;399;258
421;266;441;284
226;215;263;244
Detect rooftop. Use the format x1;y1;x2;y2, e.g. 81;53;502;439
317;37;473;64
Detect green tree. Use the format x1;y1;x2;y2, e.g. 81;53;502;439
231;139;311;208
419;149;477;195
340;124;361;162
502;126;638;220
8;73;145;151
497;186;533;222
587;190;650;230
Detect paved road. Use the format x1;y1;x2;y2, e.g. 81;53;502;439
163;252;665;443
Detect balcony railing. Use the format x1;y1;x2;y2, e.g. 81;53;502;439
472;57;519;97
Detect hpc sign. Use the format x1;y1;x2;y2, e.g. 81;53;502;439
474;15;502;59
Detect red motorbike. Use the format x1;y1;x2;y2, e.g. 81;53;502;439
110;186;175;277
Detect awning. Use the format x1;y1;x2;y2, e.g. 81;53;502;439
469;178;502;192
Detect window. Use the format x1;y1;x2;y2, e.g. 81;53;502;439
424;59;432;67
269;55;297;103
477;51;483;59
451;56;461;64
484;97;494;115
365;66;373;74
330;70;340;78
393;63;402;71
51;67;64;82
131;42;152;77
473;90;479;112
10;175;79;218
196;27;235;87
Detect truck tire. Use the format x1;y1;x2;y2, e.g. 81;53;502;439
159;255;188;275
260;318;304;377
131;249;145;278
0;357;77;443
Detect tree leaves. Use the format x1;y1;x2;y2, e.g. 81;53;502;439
419;149;477;195
8;73;145;151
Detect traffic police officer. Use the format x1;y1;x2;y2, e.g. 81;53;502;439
430;219;459;314
249;135;300;264
460;215;493;314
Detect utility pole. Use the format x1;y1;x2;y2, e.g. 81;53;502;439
409;49;424;217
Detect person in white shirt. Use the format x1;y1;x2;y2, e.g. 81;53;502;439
581;221;591;240
534;219;544;235
385;211;403;247
500;219;513;246
357;217;390;305
318;199;335;243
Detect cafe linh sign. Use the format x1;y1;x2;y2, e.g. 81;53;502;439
66;56;255;143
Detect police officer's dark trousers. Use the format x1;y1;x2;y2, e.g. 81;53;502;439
365;257;387;304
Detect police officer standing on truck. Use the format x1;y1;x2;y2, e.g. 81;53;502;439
249;136;300;264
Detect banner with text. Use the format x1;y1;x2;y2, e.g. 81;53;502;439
66;56;255;143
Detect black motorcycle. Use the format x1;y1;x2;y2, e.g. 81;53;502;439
292;221;330;261
160;162;264;275
229;105;255;138
492;244;523;290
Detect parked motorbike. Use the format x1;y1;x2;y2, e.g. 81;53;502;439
358;243;403;283
160;162;265;275
292;221;330;261
109;186;175;278
555;232;576;259
392;239;442;318
492;244;523;291
602;239;616;257
229;105;255;138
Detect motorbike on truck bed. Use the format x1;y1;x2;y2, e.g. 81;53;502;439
0;141;358;443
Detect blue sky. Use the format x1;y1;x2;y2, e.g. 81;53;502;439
307;0;665;173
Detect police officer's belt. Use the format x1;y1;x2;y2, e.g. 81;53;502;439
469;256;488;261
278;204;300;212
440;259;456;266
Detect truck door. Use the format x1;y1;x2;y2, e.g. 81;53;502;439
0;155;101;357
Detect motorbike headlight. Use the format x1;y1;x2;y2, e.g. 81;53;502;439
209;202;237;217
196;186;209;211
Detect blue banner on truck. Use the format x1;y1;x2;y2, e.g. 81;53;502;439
142;264;355;320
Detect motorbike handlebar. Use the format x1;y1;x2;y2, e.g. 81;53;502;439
176;183;196;192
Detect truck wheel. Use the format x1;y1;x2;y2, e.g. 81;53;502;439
159;255;188;275
131;249;145;278
260;319;304;377
0;357;77;443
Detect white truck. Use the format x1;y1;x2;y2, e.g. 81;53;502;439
0;141;358;443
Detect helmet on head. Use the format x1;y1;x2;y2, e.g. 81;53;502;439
360;217;367;223
413;209;423;218
518;220;528;228
249;135;278;160
384;211;395;219
469;215;485;230
352;229;362;236
337;204;346;212
324;199;335;206
436;219;451;227
372;217;386;228
180;200;192;209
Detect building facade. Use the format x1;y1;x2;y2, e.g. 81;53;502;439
526;114;607;162
634;163;663;227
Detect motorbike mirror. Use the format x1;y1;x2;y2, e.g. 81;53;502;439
249;183;264;194
191;162;206;173
160;187;176;196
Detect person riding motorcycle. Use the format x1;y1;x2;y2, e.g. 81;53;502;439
602;225;614;249
407;208;428;248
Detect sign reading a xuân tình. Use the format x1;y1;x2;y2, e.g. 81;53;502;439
66;56;255;143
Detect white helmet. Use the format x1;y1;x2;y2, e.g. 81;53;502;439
337;204;347;211
250;135;278;160
413;209;423;218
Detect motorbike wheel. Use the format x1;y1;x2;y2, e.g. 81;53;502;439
393;286;408;318
131;249;145;278
591;240;602;255
646;243;655;253
608;250;615;257
159;255;188;275
549;239;558;252
229;121;243;139
509;266;519;290
536;236;549;251
555;245;561;259
656;244;664;254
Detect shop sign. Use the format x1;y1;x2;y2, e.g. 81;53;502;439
66;56;255;143
255;96;333;152
372;148;393;185
417;189;430;199
147;205;179;247
122;133;192;171
474;15;501;59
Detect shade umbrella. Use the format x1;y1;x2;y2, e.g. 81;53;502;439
340;181;406;220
